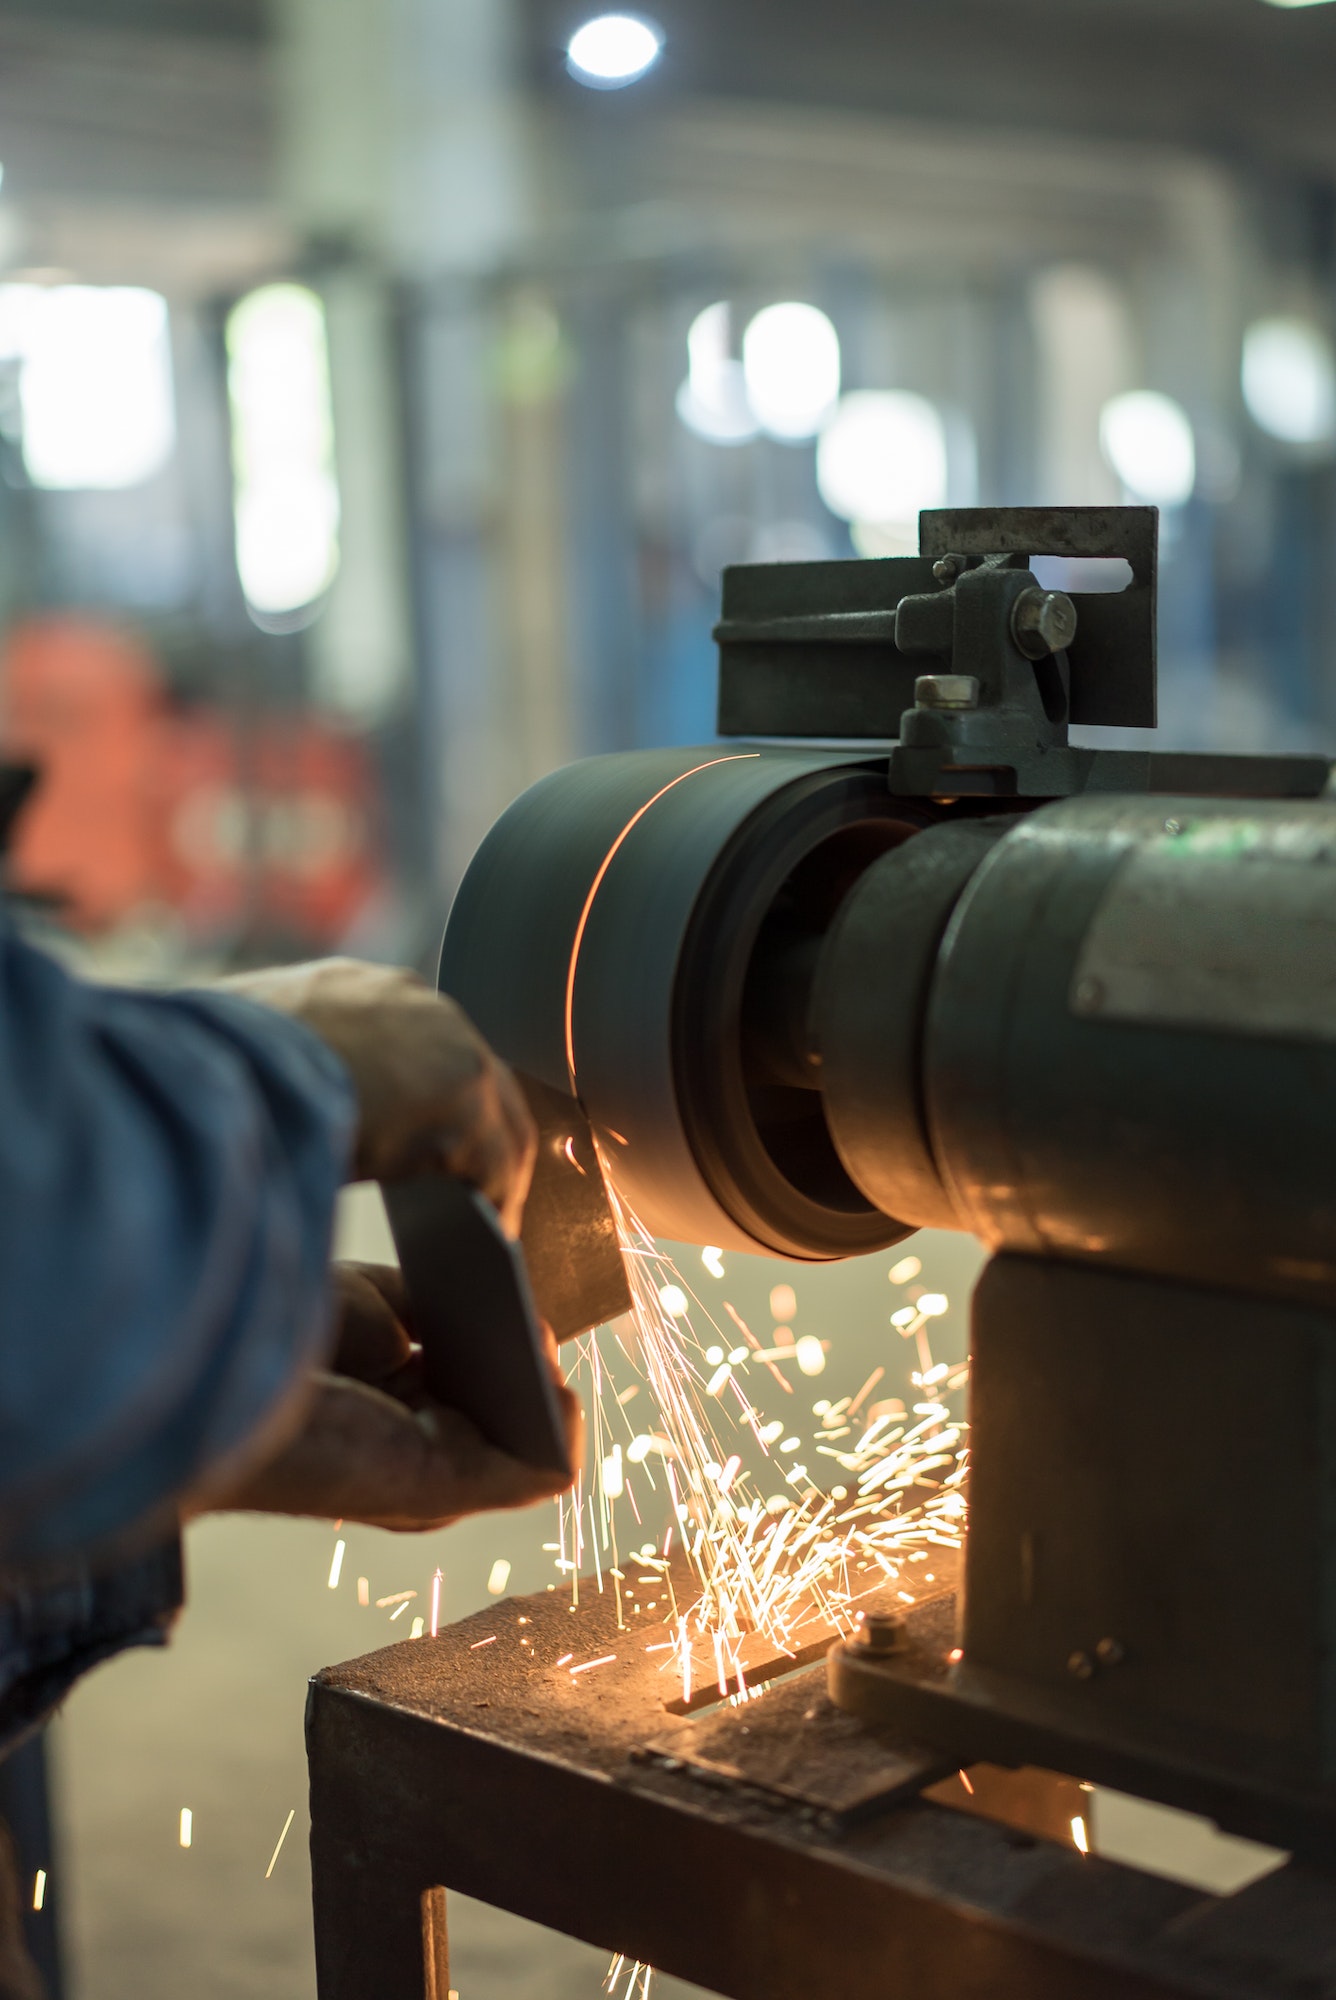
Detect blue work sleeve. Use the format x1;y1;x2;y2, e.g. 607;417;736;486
0;915;357;1571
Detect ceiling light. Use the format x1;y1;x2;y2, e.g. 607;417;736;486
1241;315;1336;445
742;302;841;442
816;390;949;534
1098;390;1196;507
227;283;340;620
675;301;758;445
567;13;662;87
1;284;176;490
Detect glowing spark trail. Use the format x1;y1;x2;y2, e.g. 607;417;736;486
563;756;758;1086
562;1174;969;1712
549;1157;968;2000
265;1810;296;1880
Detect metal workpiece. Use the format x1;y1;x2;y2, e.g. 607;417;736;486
511;1071;631;1341
921;793;1336;1306
307;1577;1336;2000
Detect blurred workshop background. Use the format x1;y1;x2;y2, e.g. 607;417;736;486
0;0;1332;1993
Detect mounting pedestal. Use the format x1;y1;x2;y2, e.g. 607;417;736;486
830;1254;1336;1856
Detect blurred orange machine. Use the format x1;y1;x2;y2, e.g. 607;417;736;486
0;616;384;949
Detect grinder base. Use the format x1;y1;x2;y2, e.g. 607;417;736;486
831;1253;1336;1859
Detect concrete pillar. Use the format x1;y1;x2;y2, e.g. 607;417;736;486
269;0;571;910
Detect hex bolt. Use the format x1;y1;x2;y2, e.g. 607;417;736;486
1011;587;1078;660
932;555;962;585
1095;1638;1126;1667
1067;1650;1095;1681
853;1608;909;1656
914;674;980;711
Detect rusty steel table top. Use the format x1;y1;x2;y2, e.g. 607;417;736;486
307;1565;1336;2000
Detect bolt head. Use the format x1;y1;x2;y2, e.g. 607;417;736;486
932;555;962;584
1012;586;1078;660
914;673;980;712
1095;1637;1125;1667
853;1607;908;1656
1067;1649;1095;1681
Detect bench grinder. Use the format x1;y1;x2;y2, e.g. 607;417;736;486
440;506;1336;1857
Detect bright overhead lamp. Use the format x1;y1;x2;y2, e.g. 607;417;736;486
742;301;841;441
0;284;176;490
675;302;758;445
1242;316;1336;445
227;283;340;622
1099;390;1196;508
1258;0;1335;10
567;13;662;87
817;390;950;547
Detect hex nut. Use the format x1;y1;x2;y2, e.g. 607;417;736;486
914;673;980;711
854;1608;909;1656
1011;587;1078;660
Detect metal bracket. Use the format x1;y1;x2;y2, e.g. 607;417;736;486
919;506;1158;730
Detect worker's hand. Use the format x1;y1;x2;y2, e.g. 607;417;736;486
195;1264;583;1531
217;959;535;1235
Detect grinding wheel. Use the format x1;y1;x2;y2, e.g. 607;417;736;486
441;745;925;1258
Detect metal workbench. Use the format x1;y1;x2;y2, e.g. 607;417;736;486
307;1573;1336;2000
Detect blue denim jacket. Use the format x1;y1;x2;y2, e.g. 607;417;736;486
0;917;355;1752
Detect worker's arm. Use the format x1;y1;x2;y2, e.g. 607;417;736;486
0;929;356;1572
0;929;563;1752
0;917;354;1750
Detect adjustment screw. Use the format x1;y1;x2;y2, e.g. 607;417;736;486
932;555;962;585
914;674;980;711
1012;587;1078;660
1095;1637;1125;1667
1163;817;1183;836
1067;1650;1095;1681
853;1607;909;1656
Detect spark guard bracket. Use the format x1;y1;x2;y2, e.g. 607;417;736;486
713;505;1330;802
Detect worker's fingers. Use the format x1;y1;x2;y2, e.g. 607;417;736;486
330;1262;415;1387
215;960;536;1234
216;1369;580;1531
420;1048;537;1241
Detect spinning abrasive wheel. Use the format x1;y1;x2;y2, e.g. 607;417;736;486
442;744;930;1259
